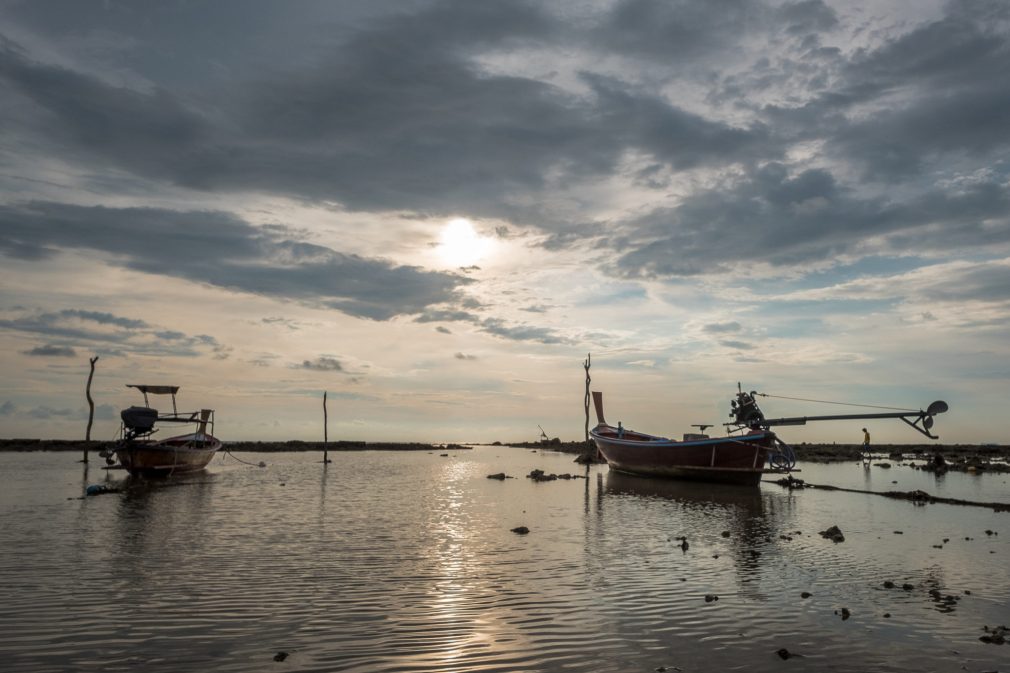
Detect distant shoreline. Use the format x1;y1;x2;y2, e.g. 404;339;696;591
1;438;1008;464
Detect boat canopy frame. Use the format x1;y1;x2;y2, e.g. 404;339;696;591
122;384;215;437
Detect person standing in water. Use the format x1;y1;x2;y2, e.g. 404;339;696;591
861;427;871;460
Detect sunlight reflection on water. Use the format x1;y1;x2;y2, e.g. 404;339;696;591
0;448;1008;672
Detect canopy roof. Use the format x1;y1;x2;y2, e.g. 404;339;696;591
126;384;180;395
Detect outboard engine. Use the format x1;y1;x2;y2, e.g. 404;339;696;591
729;388;765;428
121;406;158;439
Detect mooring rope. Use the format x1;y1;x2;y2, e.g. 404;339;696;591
765;479;1010;512
755;392;918;412
222;448;265;468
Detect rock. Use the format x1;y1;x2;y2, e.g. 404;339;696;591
874;462;892;468
704;594;718;603
440;453;449;457
980;625;1008;645
818;525;845;543
721;531;731;538
801;592;812;599
986;529;995;536
840;607;851;620
902;583;915;591
680;539;689;552
776;648;795;660
883;581;895;589
511;526;530;535
258;461;267;468
527;469;558;482
893;531;903;534
883;613;891;618
486;473;508;480
273;651;289;662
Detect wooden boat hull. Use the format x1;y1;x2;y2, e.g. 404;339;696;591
115;433;221;477
591;427;777;486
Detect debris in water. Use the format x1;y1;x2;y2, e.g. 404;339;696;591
85;484;120;496
273;651;289;661
511;526;530;535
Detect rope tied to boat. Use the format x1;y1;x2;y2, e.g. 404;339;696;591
754;392;918;413
221;448;267;468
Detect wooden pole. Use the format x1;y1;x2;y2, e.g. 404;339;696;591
583;353;591;442
323;391;330;464
84;355;99;463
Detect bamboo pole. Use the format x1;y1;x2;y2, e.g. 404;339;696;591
83;355;99;463
323;391;330;464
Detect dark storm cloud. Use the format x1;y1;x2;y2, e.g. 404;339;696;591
0;201;470;320
761;0;1010;181
599;0;836;60
0;0;1006;291
613;164;1010;278
23;344;76;357
0;0;774;225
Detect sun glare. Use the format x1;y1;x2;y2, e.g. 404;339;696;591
437;218;491;267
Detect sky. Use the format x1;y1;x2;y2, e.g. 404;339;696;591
0;0;1008;444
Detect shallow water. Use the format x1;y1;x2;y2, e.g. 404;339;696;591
0;448;1008;673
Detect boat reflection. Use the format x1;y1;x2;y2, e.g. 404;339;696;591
108;473;217;570
603;471;792;598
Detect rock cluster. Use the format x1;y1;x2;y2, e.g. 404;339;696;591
526;469;586;482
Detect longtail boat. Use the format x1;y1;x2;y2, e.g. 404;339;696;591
104;384;221;476
590;385;948;486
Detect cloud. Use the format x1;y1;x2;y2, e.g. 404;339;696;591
0;307;224;357
612;163;1010;278
0;1;779;227
26;405;75;419
0;401;14;415
435;326;452;334
702;321;742;334
0;201;472;320
478;318;571;345
719;339;755;350
23;344;76;357
454;352;477;360
261;317;300;330
299;356;344;372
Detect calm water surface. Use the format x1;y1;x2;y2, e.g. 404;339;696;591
1;448;1009;672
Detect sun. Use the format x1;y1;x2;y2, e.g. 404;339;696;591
437;218;491;267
